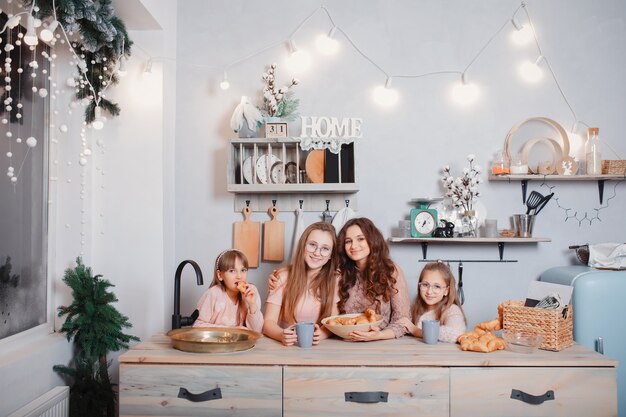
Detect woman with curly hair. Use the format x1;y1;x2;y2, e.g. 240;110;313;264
337;217;410;341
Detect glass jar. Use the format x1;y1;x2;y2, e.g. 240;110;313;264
585;127;602;175
510;153;528;174
491;150;510;175
461;210;478;237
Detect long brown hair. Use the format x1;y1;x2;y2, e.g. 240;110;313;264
337;217;397;313
211;249;249;326
411;261;466;324
281;222;337;325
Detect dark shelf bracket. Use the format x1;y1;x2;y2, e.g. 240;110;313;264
421;242;428;260
598;180;605;204
498;242;504;260
521;180;528;204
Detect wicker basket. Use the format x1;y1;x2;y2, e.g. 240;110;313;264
602;160;626;175
502;303;573;351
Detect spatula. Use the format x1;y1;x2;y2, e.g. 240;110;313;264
533;192;554;215
525;191;544;214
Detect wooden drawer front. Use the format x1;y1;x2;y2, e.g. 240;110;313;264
284;366;449;417
120;364;282;417
450;367;616;417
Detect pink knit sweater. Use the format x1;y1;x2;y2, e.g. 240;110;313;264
416;304;467;343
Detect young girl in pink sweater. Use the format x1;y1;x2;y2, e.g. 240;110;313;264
400;261;466;343
193;249;263;332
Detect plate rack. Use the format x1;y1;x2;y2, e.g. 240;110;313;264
227;138;359;212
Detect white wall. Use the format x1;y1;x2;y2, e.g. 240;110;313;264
173;0;626;327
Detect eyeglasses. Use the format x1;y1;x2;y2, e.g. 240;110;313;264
305;241;332;257
418;282;448;294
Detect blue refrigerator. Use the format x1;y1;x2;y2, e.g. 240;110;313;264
541;266;626;417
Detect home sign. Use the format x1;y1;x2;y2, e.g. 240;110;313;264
298;116;363;154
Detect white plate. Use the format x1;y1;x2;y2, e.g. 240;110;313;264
256;154;281;184
242;156;253;184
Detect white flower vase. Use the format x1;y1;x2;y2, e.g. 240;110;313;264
461;210;478;237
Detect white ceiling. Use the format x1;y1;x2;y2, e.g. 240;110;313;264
113;0;162;30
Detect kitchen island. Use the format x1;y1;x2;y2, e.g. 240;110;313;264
119;333;617;417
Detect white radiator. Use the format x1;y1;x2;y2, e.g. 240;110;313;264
7;386;69;417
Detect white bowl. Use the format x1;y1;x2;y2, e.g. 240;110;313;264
321;313;383;339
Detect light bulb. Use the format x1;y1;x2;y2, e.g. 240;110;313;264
92;106;104;130
372;77;399;107
24;15;39;46
451;77;479;106
510;18;533;46
118;56;127;76
39;20;58;42
519;56;544;83
315;27;339;55
286;39;311;73
220;71;230;90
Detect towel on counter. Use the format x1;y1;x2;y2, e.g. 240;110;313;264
588;243;626;270
332;207;356;233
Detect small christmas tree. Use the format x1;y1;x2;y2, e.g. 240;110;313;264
54;258;139;417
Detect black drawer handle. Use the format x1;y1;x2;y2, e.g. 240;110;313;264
510;389;554;405
344;391;388;404
178;387;222;402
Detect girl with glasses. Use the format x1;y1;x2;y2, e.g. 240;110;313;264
263;222;340;346
399;261;466;343
337;217;411;341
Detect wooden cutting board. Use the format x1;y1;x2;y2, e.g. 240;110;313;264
233;207;260;268
263;206;285;262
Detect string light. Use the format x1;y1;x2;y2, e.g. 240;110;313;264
510;18;533;46
92;106;104;130
39;19;58;42
519;55;544;83
285;38;311;73
451;74;479;106
117;56;127;76
219;70;230;90
372;77;399;107
315;26;339;55
23;14;38;46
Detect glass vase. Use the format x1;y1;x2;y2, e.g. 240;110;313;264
461;210;478;237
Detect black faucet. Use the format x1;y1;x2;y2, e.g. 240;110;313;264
172;260;204;330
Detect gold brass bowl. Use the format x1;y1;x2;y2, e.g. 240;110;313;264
167;327;261;353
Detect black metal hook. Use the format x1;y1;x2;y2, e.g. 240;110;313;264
325;199;330;211
299;199;303;209
245;200;250;207
272;199;277;207
345;199;350;207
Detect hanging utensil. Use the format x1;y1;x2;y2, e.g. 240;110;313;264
458;262;464;305
533;192;554;215
321;199;332;223
525;191;544;214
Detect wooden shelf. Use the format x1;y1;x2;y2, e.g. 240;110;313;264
227;183;359;194
389;236;551;260
488;174;625;204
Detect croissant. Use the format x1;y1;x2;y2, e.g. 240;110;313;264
236;282;249;293
476;319;501;331
326;310;379;326
457;329;506;353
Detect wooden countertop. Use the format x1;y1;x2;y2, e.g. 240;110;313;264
119;333;617;368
